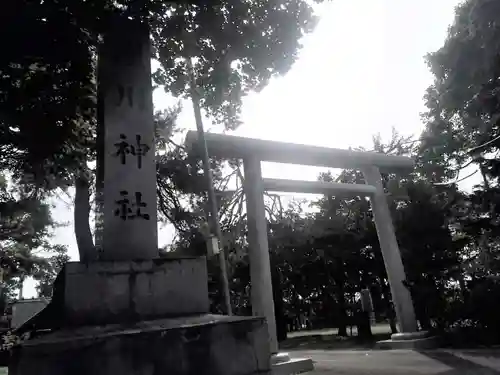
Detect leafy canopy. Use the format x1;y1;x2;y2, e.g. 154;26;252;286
1;0;325;187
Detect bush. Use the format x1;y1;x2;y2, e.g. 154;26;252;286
0;330;33;367
439;278;500;347
1;331;31;352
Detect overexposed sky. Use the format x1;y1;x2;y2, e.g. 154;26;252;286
26;0;464;297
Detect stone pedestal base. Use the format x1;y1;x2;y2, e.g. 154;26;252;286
271;353;314;375
60;258;209;326
376;331;440;350
11;299;49;329
9;314;271;375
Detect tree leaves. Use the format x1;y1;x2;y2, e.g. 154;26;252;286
420;0;500;181
419;0;500;286
0;0;97;188
150;0;320;129
1;0;323;189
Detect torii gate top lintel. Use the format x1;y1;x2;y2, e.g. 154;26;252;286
185;130;414;172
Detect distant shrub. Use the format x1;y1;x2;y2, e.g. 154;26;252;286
439;278;500;347
1;331;30;351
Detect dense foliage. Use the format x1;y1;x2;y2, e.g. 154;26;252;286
0;173;68;311
1;0;324;182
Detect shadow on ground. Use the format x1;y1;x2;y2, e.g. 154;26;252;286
289;348;500;374
282;329;500;374
280;332;391;351
418;351;500;375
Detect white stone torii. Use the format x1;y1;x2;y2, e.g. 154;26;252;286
186;131;419;353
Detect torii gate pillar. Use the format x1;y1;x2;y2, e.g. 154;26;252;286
362;166;417;333
243;156;279;354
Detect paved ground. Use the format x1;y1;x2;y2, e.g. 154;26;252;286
290;349;500;374
2;325;498;374
286;325;500;374
3;350;500;374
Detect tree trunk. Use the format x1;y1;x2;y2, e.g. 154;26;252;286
18;275;25;299
0;268;5;313
337;291;348;336
458;271;468;300
355;311;373;340
271;265;287;342
335;258;348;337
75;169;97;262
388;310;398;334
381;280;398;334
95;56;105;253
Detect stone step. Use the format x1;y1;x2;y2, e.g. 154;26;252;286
272;357;314;375
376;336;440;350
10;314;272;375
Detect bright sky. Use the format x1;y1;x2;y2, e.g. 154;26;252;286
23;0;465;297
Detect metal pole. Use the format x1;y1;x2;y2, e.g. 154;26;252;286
186;57;232;316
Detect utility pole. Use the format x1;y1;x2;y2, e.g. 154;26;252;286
186;57;232;316
0;268;5;314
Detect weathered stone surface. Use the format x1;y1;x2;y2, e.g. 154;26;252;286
11;299;49;329
376;336;440;350
362;166;418;333
185;131;415;172
9;315;271;375
271;353;314;375
100;17;157;261
391;331;430;341
244;156;278;354
61;258;209;325
272;358;314;375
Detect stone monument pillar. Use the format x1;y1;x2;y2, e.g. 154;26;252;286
99;18;157;260
9;17;271;375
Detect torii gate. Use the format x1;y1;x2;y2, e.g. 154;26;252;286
186;131;420;354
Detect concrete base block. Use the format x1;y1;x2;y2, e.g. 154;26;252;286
11;299;49;329
10;314;271;375
376;335;440;350
391;330;430;341
272;352;291;364
59;258;209;326
272;353;314;375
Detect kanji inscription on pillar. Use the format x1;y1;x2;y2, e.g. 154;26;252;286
114;191;150;221
100;19;157;260
114;134;150;169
